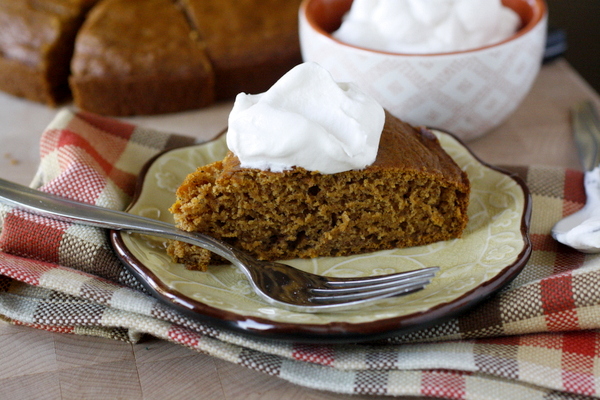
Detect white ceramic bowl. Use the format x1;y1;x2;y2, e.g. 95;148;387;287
299;0;548;141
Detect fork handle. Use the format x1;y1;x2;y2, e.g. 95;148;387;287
0;177;239;264
572;101;600;171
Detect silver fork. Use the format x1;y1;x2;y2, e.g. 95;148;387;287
0;177;439;313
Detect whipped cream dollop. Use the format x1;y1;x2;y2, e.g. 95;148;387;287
333;0;521;54
226;62;385;174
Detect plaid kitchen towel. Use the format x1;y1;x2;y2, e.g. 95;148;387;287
1;109;600;399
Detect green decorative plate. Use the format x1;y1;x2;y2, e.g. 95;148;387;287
111;130;532;343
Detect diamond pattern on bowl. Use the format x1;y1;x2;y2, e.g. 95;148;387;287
300;13;547;140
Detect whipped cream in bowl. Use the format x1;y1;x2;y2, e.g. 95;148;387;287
299;0;547;140
332;0;521;54
227;62;385;174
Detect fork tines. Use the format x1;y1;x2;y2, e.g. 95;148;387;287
309;266;439;304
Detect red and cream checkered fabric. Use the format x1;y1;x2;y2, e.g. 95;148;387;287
1;109;600;399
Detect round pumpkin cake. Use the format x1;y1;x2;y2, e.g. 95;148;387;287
0;0;303;115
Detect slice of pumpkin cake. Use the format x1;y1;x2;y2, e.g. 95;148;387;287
168;63;470;271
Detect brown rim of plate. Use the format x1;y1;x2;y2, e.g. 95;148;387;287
110;129;532;344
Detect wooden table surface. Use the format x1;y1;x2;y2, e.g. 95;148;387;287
1;59;599;399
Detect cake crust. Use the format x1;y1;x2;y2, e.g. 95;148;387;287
0;0;303;115
0;0;97;105
69;0;214;115
180;0;303;100
168;112;470;271
68;0;301;115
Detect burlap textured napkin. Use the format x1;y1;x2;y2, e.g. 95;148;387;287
1;109;600;399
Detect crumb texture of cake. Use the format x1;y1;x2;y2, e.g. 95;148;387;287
168;112;470;271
